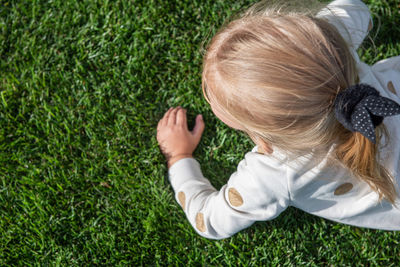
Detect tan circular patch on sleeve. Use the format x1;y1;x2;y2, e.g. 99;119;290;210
195;212;206;232
228;187;243;207
177;191;186;210
388;81;396;95
368;19;373;31
334;183;353;195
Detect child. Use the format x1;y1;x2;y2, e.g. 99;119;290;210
156;0;400;239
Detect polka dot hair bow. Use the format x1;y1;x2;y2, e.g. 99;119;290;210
334;83;400;144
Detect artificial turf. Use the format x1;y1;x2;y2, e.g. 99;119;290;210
1;0;400;265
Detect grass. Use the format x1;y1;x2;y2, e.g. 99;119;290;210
1;0;400;265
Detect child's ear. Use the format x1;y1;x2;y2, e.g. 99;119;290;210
257;139;273;154
248;132;273;154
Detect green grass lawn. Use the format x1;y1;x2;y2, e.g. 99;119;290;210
1;0;400;265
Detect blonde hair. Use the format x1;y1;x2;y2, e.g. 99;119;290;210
202;1;397;203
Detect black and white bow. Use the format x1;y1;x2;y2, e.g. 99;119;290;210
334;83;400;143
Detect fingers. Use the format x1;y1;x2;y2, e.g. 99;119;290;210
158;107;173;128
167;107;180;125
159;106;185;126
163;107;173;121
192;114;205;142
176;108;187;127
159;106;190;128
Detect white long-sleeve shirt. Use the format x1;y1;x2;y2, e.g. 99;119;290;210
168;0;400;239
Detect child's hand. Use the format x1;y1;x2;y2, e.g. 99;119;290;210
157;106;205;168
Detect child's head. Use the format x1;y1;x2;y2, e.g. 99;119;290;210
202;6;357;154
202;1;397;203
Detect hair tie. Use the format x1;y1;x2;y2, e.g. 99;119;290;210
333;83;400;144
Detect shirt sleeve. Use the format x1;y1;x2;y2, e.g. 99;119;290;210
316;0;373;50
167;150;290;240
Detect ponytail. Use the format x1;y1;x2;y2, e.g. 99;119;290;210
335;128;397;204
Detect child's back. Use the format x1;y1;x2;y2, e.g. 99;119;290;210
159;0;400;239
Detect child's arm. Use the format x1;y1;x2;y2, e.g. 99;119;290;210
168;153;289;240
317;0;373;51
157;107;289;239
